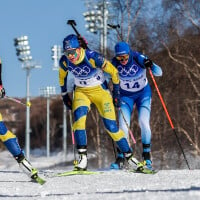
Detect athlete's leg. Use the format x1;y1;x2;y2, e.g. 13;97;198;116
73;89;91;170
136;85;153;169
0;113;38;178
109;96;134;169
0;113;22;156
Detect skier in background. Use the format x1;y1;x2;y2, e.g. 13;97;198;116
0;58;40;181
110;41;162;170
59;34;145;172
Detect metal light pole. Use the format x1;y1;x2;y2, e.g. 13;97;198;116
40;86;56;157
51;45;68;160
102;1;108;57
14;36;41;160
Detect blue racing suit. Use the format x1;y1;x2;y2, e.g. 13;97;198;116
112;50;162;154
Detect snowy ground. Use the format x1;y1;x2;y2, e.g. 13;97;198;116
0;150;200;200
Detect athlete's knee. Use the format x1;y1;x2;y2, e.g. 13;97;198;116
73;107;88;130
108;129;125;142
73;116;87;130
103;118;118;132
74;106;88;121
0;130;16;142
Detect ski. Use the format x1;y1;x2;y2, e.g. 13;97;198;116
31;174;46;185
130;168;158;174
56;170;101;177
44;169;101;178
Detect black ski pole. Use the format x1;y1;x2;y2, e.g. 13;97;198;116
107;24;122;41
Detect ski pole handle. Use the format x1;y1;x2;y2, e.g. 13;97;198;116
67;20;80;35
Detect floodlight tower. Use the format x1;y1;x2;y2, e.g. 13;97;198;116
51;45;67;160
83;0;110;57
14;35;41;160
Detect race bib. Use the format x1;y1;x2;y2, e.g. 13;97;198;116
75;69;105;87
120;73;148;92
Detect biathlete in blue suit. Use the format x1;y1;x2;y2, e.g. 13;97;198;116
110;42;162;170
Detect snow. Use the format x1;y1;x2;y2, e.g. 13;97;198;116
0;150;200;200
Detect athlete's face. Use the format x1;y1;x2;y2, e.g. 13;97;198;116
65;48;81;63
116;54;129;65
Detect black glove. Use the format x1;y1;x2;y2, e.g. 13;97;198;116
0;85;5;98
144;58;153;68
62;93;72;110
78;35;88;49
112;84;121;108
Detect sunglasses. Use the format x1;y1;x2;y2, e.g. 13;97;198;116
65;49;77;57
116;54;129;61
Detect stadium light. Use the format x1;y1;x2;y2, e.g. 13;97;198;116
14;35;41;160
83;1;110;56
51;45;62;70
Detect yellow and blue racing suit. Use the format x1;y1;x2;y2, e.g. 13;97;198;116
59;48;132;153
0;113;22;156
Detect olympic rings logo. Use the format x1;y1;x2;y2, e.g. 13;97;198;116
118;64;139;76
68;65;91;77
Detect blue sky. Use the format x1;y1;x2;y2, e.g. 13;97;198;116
0;0;87;97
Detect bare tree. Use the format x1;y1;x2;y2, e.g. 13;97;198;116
157;1;200;155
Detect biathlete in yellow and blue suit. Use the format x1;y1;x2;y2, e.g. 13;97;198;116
0;58;40;181
59;34;144;171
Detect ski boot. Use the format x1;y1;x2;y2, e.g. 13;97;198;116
74;148;87;171
110;152;125;169
142;152;153;170
15;153;45;184
124;152;144;172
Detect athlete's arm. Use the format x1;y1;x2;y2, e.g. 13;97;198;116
59;55;69;94
102;60;119;85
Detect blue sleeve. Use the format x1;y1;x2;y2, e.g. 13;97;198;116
133;51;162;76
151;63;163;76
132;51;147;66
59;55;69;93
87;50;105;68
